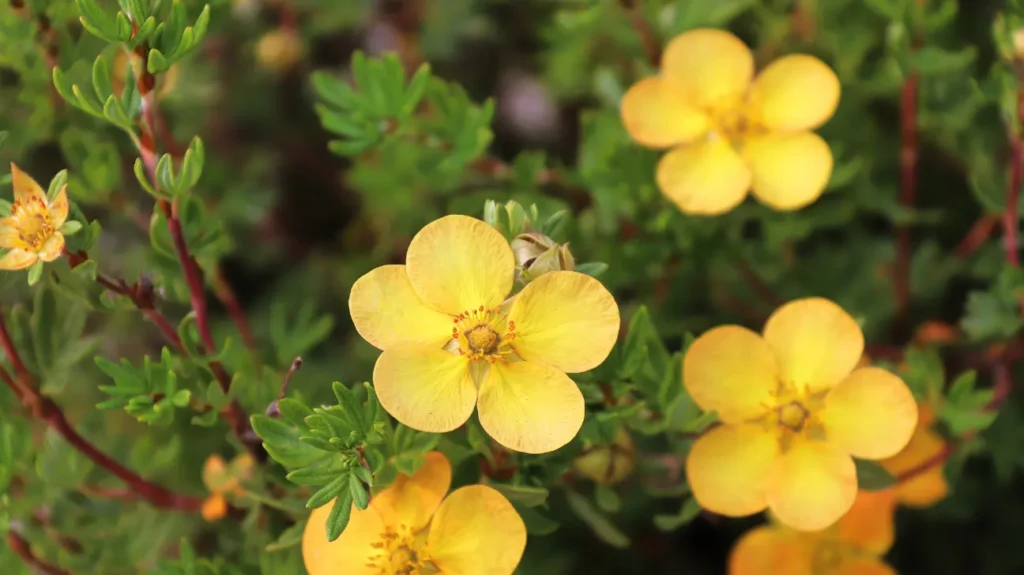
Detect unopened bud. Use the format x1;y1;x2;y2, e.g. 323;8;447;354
573;428;635;485
511;232;574;281
256;28;304;73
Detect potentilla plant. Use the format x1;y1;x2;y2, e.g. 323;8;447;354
2;0;1024;574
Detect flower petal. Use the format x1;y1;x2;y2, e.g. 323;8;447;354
683;326;779;423
201;455;228;492
820;368;917;460
686;423;778;517
508;271;619;373
620;77;709;148
0;219;22;249
748;54;840;132
656;139;752;215
9;163;46;203
37;233;64;263
426;485;526;575
763;298;864;393
405;215;514;315
349;265;456;350
661;28;754;110
882;406;948;508
765;438;856;531
201;493;228;522
49;184;69;228
372;451;451;530
728;526;814;575
0;248;37;271
373;347;477;433
744;132;833;211
302;497;385;575
477;360;584;454
834;489;897;556
834;559;898;575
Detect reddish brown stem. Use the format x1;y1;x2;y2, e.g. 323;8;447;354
1003;91;1024;268
736;258;783;308
213;264;258;355
893;72;920;329
955;215;999;260
618;0;660;66
895;442;955;484
7;530;70;575
0;311;203;511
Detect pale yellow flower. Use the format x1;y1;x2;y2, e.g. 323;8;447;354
349;215;620;454
303;452;526;575
0;164;70;270
620;29;840;215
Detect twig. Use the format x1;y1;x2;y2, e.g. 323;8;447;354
893;70;920;331
212;264;258;357
618;0;660;66
0;311;202;511
1003;91;1024;268
265;356;302;417
955;215;999;259
7;529;70;575
736;258;783;308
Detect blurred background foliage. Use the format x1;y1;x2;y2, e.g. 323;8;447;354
3;0;1024;573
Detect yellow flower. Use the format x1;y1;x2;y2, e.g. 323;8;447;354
349;215;620;454
256;28;305;73
0;164;70;270
200;453;254;522
573;426;636;485
303;451;526;575
683;298;917;530
620;29;840;215
881;404;949;508
729;489;898;575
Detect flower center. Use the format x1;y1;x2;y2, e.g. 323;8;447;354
706;101;764;146
11;197;54;250
777;401;809;432
366;523;437;575
452;305;516;362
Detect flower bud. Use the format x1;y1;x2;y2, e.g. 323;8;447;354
511;232;575;281
572;427;635;485
256;28;304;73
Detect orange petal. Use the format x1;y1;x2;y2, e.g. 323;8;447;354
0;248;37;271
426;485;527;575
372;451;452;530
820;368;918;460
747;54;840;132
882;408;949;508
765;438;856;531
9;163;46;204
686;423;778;517
728;526;814;575
620;77;709;148
302;497;385;575
743;132;833;212
834;489;897;555
201;493;228;522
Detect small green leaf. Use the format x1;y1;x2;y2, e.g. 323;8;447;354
325;489;354;542
488;484;549;508
148;48;171;74
332;382;367;432
855;459;898;491
252;414;328;468
349;472;369;510
564;490;630;549
27;260;44;286
653;498;702;532
594;485;621;513
575;262;608;277
307;472;349;510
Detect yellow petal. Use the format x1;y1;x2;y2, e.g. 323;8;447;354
661;28;754;109
882;409;949;507
744;132;833;211
202;454;228;491
683;326;778;423
833;559;898;575
728;526;814;575
0;219;21;249
765;438;856;531
37;233;64;262
821;368;917;460
405;215;515;315
0;248;37;270
48;184;69;228
508;270;620;373
302;497;385;575
834;489;897;556
620;77;709;148
477;360;584;454
686;423;778;517
372;451;452;530
9;163;46;204
748;54;840;132
763;298;864;393
349;265;456;350
373;347;477;433
656;138;752;215
426;485;527;575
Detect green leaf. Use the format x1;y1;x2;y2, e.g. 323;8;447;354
862;0;907;20
594;485;620;513
307;472;349;510
286;457;348;486
148;48;171;74
252;414;328;468
653;498;702;532
564;490;630;549
332;382;367;432
401;63;432;116
278;398;315;427
349;472;369;510
265;521;306;553
517;506;560;536
909;46;977;76
575;262;608;277
60;221;84;236
488;484;549;508
75;0;120;41
26;260;44;286
46;170;68;201
325;490;354;542
92;55;114;102
854;459;897;491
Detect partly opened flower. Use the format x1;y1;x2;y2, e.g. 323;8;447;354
620;29;840;215
684;298;917;530
0;164;70;270
201;453;254;522
730;489;898;575
349;215;620;454
881;404;949;508
303;451;526;575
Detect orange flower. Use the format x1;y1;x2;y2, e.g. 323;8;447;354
881;405;949;508
201;453;254;522
730;489;898;575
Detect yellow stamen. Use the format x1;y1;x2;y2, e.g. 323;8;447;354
452;305;516;363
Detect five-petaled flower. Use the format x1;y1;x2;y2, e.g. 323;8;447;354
303;451;526;575
349;214;620;454
620;28;840;215
0;164;71;270
730;489;899;575
683;298;917;530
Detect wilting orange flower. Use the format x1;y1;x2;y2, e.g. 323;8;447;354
684;298;917;530
201;453;254;522
881;404;949;508
730;489;898;575
303;452;526;575
620;28;840;215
